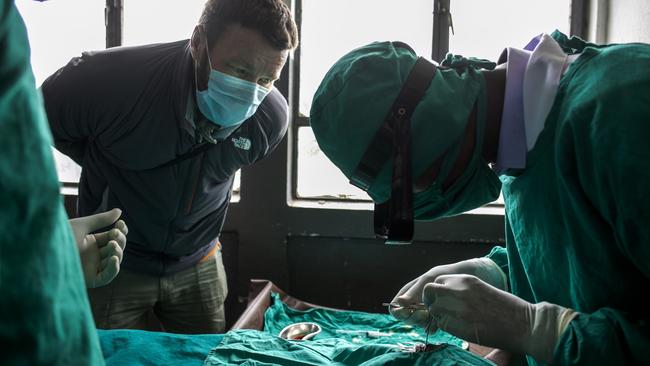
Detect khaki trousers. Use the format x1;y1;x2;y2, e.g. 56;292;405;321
88;251;228;334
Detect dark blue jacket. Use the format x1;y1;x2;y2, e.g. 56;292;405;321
42;40;288;275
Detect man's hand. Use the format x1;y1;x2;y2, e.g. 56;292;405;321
389;258;508;328
423;274;577;364
68;208;128;288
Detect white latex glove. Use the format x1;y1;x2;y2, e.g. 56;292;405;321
390;258;508;328
68;208;128;288
424;274;577;364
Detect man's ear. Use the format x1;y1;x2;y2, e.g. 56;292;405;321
190;25;203;60
192;25;210;91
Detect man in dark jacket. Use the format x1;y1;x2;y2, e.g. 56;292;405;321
41;0;298;333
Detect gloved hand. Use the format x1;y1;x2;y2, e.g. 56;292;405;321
390;258;508;328
424;274;577;364
68;208;128;288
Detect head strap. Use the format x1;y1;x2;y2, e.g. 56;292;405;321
349;56;437;244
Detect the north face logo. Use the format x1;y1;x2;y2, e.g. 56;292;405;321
231;136;251;150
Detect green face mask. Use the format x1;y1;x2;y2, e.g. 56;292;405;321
412;71;501;220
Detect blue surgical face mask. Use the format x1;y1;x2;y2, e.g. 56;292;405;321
195;39;271;127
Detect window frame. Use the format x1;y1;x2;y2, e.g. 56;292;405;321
105;0;123;48
287;0;371;206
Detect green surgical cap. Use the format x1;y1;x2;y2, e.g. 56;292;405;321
310;41;483;203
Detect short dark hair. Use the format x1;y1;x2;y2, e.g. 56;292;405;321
199;0;298;51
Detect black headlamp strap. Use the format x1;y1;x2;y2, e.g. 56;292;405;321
383;95;414;243
350;56;437;243
350;57;437;190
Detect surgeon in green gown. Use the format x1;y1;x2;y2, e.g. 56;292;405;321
310;31;650;365
1;2;127;364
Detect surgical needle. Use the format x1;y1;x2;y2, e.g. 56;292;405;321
382;302;427;311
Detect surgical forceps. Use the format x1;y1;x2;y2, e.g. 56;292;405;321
382;302;428;311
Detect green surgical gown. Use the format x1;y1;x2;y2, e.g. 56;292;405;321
488;33;650;365
0;2;103;365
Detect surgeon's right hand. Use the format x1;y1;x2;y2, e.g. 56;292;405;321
389;258;508;328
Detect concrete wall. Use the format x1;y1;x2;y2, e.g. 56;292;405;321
606;0;650;43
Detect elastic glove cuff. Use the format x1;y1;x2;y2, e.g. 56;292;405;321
556;307;578;341
527;302;578;364
468;258;509;291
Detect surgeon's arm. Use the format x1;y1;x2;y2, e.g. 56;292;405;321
486;244;510;286
553;230;650;356
552;85;650;365
557;198;650;363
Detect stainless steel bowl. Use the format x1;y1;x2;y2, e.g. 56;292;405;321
278;322;322;341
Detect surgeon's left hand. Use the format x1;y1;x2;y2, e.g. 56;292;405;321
68;209;128;288
423;274;578;364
